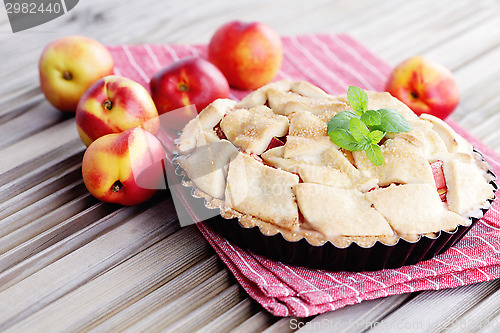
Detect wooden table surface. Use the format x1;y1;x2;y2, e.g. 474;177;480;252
1;0;500;332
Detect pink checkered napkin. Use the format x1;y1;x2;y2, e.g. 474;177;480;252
108;34;500;317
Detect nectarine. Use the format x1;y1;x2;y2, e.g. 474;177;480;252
385;56;460;119
82;127;166;206
208;21;283;90
39;35;114;112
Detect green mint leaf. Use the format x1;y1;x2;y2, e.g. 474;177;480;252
371;108;413;133
360;109;381;126
328;87;412;167
349;118;370;143
328;129;367;151
347;86;368;115
368;130;385;144
327;111;359;132
365;143;384;166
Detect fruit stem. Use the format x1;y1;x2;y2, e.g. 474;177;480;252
102;100;113;110
112;180;123;192
178;83;189;92
62;71;73;80
410;91;419;99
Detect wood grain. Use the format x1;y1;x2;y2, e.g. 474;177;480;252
0;0;499;331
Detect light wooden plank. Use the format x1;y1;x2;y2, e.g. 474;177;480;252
262;317;311;333
0;197;178;331
0;181;88;254
351;0;459;38
0;118;83;176
0;193;98;271
369;0;494;65
0;73;40;106
468;111;500;146
0;137;84;188
296;0;409;32
425;14;500;71
197;299;259;333
92;255;223;332
121;269;234;332
0;164;82;221
453;44;500;99
230;310;277;333
163;284;246;332
0;149;83;204
297;294;412;333
365;280;500;333
445;287;500;332
5;226;213;332
477;313;500;333
0;173;85;232
0;198;167;292
0;102;73;150
0;93;44;123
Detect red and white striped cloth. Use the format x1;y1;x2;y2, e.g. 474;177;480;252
108;34;500;317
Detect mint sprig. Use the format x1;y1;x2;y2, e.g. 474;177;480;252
327;86;412;166
347;86;368;115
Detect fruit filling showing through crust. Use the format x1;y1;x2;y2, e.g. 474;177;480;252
431;160;448;201
214;123;227;140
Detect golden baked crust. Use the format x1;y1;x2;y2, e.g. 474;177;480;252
176;80;495;247
220;106;289;154
295;183;393;237
352;136;435;186
178;139;238;198
225;153;299;229
365;184;465;234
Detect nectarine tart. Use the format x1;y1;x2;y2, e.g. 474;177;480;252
174;80;496;271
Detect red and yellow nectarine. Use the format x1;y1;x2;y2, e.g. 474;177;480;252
39;35;114;112
150;56;230;114
76;75;159;146
385;56;460;119
82;127;166;206
208;21;283;90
